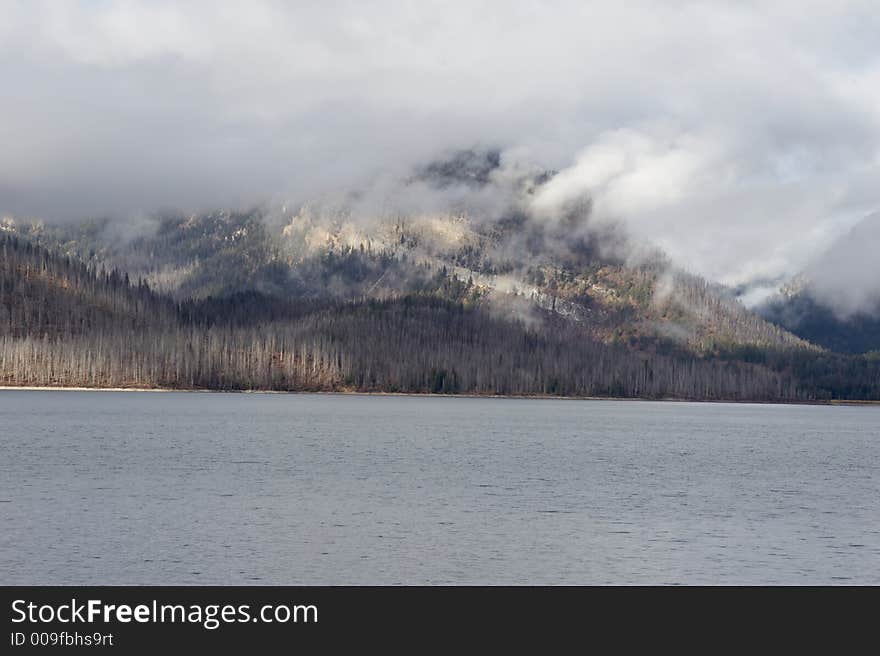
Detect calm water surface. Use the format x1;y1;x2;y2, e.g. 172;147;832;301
1;391;878;584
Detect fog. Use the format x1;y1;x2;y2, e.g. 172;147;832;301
802;212;880;317
2;1;879;308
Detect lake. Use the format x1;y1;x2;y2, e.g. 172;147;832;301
1;390;878;584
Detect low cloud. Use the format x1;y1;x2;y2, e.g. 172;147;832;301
803;212;880;317
2;1;880;310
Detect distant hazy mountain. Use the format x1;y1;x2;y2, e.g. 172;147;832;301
758;212;880;354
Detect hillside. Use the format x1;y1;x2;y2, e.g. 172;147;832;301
2;151;879;400
3;226;880;400
0;232;790;397
760;292;880;355
3;206;812;356
756;212;880;354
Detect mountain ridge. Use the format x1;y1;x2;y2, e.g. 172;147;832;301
757;211;880;354
3;212;879;400
2;149;878;399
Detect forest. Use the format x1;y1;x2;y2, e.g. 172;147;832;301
3;232;878;400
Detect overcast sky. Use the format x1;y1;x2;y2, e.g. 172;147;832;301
2;1;879;299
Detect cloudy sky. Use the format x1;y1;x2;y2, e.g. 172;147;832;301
2;1;879;298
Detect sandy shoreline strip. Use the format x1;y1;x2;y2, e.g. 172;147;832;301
0;385;663;400
1;385;878;405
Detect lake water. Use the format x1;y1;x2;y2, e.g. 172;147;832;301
1;390;878;584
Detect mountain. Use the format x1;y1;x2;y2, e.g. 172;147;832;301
761;292;880;355
2;151;879;400
4;229;813;398
758;212;880;354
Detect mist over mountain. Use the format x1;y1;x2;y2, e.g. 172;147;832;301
2;3;879;395
0;147;808;349
4;147;880;400
802;212;880;318
757;212;880;354
3;2;880;314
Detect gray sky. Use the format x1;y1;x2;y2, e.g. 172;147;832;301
2;1;879;301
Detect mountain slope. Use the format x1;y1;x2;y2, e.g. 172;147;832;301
0;232;813;399
3;230;879;400
761;292;880;355
3;204;814;356
757;212;880;354
3;150;878;399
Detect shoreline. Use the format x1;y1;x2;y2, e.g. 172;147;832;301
1;385;877;406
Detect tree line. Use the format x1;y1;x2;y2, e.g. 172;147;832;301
2;232;878;400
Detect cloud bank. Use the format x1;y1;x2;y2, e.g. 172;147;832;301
2;1;879;302
803;212;880;317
